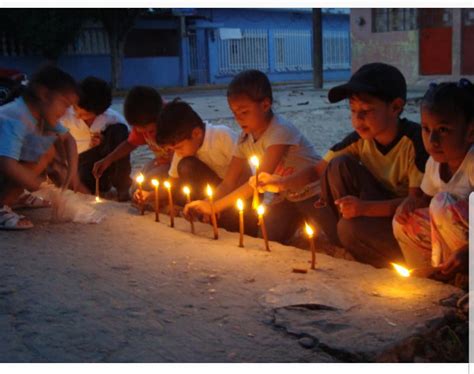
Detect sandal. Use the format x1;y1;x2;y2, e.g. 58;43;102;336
0;205;34;230
12;192;51;210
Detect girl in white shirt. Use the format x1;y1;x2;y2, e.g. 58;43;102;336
393;79;474;279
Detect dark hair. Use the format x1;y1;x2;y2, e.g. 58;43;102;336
78;76;112;115
227;69;273;103
23;65;78;102
422;79;474;123
124;86;163;126
156;99;205;146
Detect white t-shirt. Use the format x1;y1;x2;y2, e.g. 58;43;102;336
421;145;474;199
60;108;129;154
233;114;321;202
168;123;237;179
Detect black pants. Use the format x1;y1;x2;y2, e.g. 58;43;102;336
309;154;404;268
177;156;258;237
79;123;131;194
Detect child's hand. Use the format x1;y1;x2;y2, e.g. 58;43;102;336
439;246;468;276
90;133;103;148
335;196;366;219
184;200;213;217
249;172;282;193
93;158;111;178
133;190;151;205
394;196;418;224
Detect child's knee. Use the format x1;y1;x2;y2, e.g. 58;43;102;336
325;155;359;186
392;215;406;240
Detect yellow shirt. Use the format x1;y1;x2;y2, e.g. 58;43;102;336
324;118;429;197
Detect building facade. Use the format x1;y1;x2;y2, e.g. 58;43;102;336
351;8;474;86
0;8;351;88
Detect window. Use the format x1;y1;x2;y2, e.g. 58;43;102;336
372;9;418;32
419;9;452;28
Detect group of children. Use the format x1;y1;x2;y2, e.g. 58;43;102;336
0;62;472;284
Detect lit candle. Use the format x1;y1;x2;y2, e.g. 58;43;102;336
250;155;260;209
257;204;270;252
391;263;411;277
164;180;174;227
236;198;244;247
136;173;145;215
305;222;317;269
206;184;219;240
182;185;195;234
151;179;160;222
95;176;101;203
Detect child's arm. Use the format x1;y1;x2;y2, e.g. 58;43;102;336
255;159;327;193
93;140;137;178
186;144;290;215
214;157;248;198
336;187;428;219
58;132;80;190
0;156;43;192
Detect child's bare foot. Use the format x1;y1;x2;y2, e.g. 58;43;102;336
0;206;34;230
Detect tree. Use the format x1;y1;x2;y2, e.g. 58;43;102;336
312;8;323;89
0;9;88;63
96;9;143;91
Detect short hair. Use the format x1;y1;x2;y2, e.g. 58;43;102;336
124;86;163;126
227;69;273;103
23;65;78;101
422;79;474;124
156;99;205;146
78;76;112;115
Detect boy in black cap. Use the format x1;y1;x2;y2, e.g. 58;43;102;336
255;62;429;268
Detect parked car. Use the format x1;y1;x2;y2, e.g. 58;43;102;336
0;68;28;106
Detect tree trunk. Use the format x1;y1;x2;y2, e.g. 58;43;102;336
312;8;323;89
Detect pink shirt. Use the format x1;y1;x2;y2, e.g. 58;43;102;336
127;127;173;165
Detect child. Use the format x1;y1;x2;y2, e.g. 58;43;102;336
93;86;173;194
184;69;321;244
393;79;473;279
257;63;429;268
152;99;257;234
61;76;131;201
157;99;238;198
0;65;80;229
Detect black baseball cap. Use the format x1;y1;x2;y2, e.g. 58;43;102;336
328;62;407;103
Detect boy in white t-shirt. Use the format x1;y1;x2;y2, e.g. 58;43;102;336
393;80;474;282
61;77;132;201
148;99;257;235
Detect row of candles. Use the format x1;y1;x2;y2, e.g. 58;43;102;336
95;155;318;270
95;156;419;277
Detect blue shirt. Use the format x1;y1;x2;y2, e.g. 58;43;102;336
0;97;68;162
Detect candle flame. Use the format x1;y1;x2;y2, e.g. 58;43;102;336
183;186;191;195
391;263;411;277
136;173;145;184
305;222;314;238
164;181;171;189
257;204;265;216
206;184;213;198
236;198;244;211
95;196;101;203
250;155;260;168
151;179;159;187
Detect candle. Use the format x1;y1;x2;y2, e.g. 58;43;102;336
257;204;270;252
164;181;175;227
182;185;195;234
151;179;160;222
206;184;219;240
95;176;101;203
236;199;244;247
305;222;317;269
136;173;145;215
250;155;260;209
